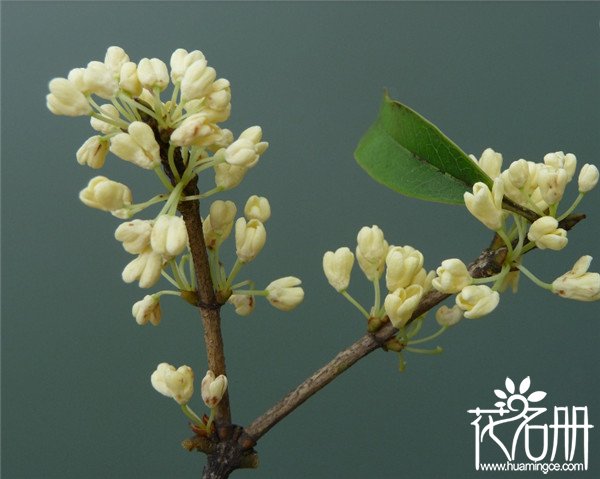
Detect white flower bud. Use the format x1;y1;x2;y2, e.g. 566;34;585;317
235;218;266;263
115;219;153;254
122;247;163;288
384;284;423;328
244;196;271;222
151;215;188;257
507;159;530;189
90;104;120;134
132;295;161;326
225;127;268;168
266;277;305;311
67;68;87;92
476;148;503;179
356;225;389;281
544;151;577;181
228;294;255;316
170;113;213;146
435;305;463;327
463;180;504;231
551;256;600;302
170;48;206;84
578;164;599;193
137;58;169;91
83;61;118;99
323;247;355;292
201;370;228;408
210;200;237;234
110;121;161;169
206;79;231;110
151;363;194;405
527;216;568;251
385;245;424;291
432;258;472;294
537;166;568;205
119;62;143;97
46;78;92;116
76;136;108;169
455;285;499;319
79;176;132;212
214;163;247;190
104;46;130;77
181;60;216;100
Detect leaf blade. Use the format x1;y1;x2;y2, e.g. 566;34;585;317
355;93;492;204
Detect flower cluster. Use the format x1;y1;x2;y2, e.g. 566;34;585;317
48;47;304;425
461;148;599;302
323;226;434;328
203;195;304;315
47;46;304;326
151;363;228;431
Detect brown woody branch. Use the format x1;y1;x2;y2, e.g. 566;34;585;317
150;117;231;424
242;212;585;442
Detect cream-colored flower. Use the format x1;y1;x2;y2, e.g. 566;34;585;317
104;46;130;77
228;294;255;316
83;61;118;99
181;60;216;100
110;121;161;169
543;151;577;181
119;62;143;97
578;164;599;193
76;136;109;169
455;285;499;319
266;277;305;311
115;219;153;254
170;113;214;146
474;148;503;179
432;258;472;294
506;159;530;189
79;176;132;212
122;247;163;288
235;218;266;263
151;363;194;405
384;284;423;328
150;215;188;257
551;256;600;301
224;127;268;168
527;216;568;251
356;225;389;281
214;163;247;190
203;200;237;249
463;179;504;231
323;247;354;292
385;245;424;291
244;196;271;222
132;295;161;326
170;48;205;84
137;58;169;91
435;305;463;327
537;166;568;205
46;78;92;116
201;370;228;408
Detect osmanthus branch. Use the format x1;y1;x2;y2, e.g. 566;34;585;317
242;212;586;442
152;120;231;424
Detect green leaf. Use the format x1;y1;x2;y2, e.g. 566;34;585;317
355;92;492;205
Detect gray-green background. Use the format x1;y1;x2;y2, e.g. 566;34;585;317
2;1;599;478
